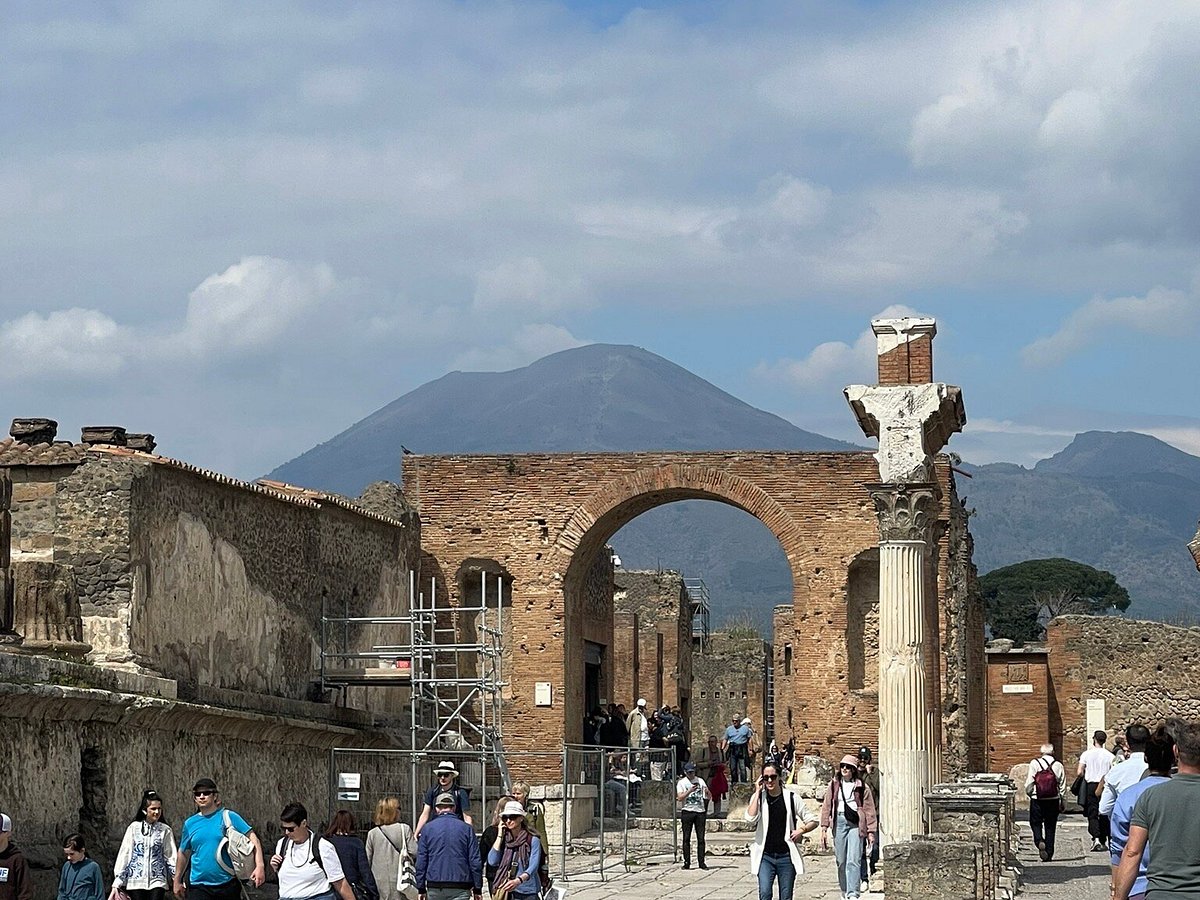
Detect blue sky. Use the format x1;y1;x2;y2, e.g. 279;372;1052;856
2;0;1197;479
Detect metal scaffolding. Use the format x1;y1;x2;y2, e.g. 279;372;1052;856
683;576;710;650
319;570;511;815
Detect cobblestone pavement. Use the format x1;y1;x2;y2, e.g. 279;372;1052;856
561;813;1111;900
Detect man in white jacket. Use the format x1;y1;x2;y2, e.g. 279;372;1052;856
745;762;818;900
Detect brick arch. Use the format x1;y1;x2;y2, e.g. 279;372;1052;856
554;462;809;599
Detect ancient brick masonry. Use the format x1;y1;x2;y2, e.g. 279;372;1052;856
403;450;983;778
611;569;691;714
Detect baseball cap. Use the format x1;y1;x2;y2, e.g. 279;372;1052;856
192;778;218;792
741;717;752;725
435;792;456;806
636;698;646;707
683;762;696;773
0;813;11;833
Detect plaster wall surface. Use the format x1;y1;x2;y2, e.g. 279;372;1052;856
694;629;768;745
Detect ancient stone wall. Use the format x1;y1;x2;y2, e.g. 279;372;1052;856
612;570;691;714
984;646;1051;774
405;450;980;780
691;629;768;746
1046;615;1200;771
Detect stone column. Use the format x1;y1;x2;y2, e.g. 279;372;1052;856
869;482;939;844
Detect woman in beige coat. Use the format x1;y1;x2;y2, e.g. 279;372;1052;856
365;797;416;900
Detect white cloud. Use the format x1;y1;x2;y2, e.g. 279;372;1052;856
179;256;337;356
1021;284;1199;366
451;323;586;372
473;258;584;315
0;308;129;379
755;304;924;388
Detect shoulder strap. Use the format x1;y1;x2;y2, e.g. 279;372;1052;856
380;825;404;855
222;808;233;832
312;835;327;874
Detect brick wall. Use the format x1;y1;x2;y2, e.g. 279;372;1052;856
877;335;933;384
612;570;691;714
693;629;768;745
984;647;1050;773
405;450;981;778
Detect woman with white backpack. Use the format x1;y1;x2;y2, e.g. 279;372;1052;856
365;797;417;900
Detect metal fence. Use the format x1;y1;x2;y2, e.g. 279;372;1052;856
328;745;679;884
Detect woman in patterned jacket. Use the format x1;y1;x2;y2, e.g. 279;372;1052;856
112;790;177;900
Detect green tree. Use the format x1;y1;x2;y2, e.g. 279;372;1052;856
979;558;1131;645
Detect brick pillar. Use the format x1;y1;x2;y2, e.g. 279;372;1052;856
874;318;936;385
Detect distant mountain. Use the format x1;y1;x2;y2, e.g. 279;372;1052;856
965;431;1200;622
267;343;857;496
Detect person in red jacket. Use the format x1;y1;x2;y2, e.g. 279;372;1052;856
0;813;33;900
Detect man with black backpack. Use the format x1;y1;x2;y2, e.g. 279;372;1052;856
1024;743;1067;862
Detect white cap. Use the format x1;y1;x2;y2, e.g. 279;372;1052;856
0;813;11;833
637;698;646;707
500;801;526;819
741;717;752;725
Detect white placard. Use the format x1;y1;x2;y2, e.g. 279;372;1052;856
338;772;361;789
535;682;553;707
1001;683;1034;694
1086;699;1106;740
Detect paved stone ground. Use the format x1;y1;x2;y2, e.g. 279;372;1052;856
560;813;1111;900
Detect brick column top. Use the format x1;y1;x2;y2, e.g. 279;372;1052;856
874;316;936;384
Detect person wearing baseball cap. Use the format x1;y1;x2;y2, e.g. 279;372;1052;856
0;813;32;900
175;777;266;898
415;792;481;900
415;762;472;840
676;762;711;870
819;755;877;900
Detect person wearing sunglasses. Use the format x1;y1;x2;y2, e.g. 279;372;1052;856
485;803;541;900
819;756;877;900
113;790;178;899
174;778;265;899
745;762;818;900
415;763;473;840
269;803;354;900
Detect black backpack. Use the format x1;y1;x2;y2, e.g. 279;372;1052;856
277;835;326;875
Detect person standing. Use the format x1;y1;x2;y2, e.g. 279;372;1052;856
365;797;416;900
819;755;877;900
1024;743;1066;862
58;834;104;900
1078;730;1116;851
1100;725;1151;819
174;777;265;899
627;700;650;778
326;810;379;900
1108;728;1173;900
416;793;482;900
724;717;750;785
856;747;881;888
268;802;354;900
478;797;514;895
508;784;549;891
0;813;32;900
676;762;710;870
745;762;818;900
415;763;473;839
114;790;178;899
1114;720;1200;900
485;802;541;900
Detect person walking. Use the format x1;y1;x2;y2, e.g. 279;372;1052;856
819;755;877;900
676;762;710;870
415;793;482;900
1114;720;1200;900
1078;730;1116;851
365;798;416;900
856;747;881;888
508;784;549;892
58;834;104;900
326;810;379;900
415;763;473;839
1100;725;1150;819
0;814;33;900
269;802;354;900
174;777;266;899
485;802;541;900
1024;743;1067;862
745;762;818;900
478;797;514;895
1108;727;1173;900
113;790;178;900
723;717;750;785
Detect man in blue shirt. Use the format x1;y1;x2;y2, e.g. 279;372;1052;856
174;778;265;899
416;793;482;900
723;717;751;784
1109;728;1173;900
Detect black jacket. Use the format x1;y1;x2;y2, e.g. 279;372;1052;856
0;842;32;900
327;834;379;899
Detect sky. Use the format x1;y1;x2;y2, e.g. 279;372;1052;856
2;0;1198;480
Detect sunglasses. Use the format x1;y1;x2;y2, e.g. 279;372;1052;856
438;773;454;778
763;774;779;781
193;791;214;797
501;815;521;822
281;824;300;833
840;765;856;770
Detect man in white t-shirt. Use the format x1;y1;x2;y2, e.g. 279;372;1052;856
269;802;354;900
1079;730;1117;851
676;762;711;870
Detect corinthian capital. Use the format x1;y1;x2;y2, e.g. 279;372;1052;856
867;482;939;543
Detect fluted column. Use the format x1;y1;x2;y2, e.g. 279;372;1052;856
869;483;938;845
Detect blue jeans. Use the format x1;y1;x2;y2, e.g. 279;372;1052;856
834;817;864;899
757;851;795;900
729;745;748;784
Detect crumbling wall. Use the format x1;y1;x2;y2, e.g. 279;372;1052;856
692;629;768;745
1047;615;1200;771
612;570;691;713
942;475;986;776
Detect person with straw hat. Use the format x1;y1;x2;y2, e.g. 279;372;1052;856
415;762;473;839
485;803;542;900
